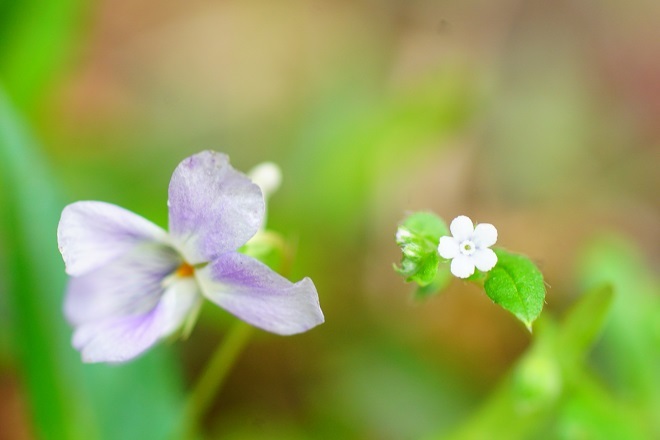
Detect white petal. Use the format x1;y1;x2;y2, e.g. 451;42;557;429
64;242;180;326
158;278;203;338
58;201;169;276
450;215;474;241
248;162;282;200
72;311;165;363
438;236;460;259
473;248;498;272
473;223;498;248
71;278;201;364
451;254;475;278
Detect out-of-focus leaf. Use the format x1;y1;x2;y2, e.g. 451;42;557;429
0;88;94;440
577;234;660;437
556;284;613;368
554;369;647;440
288;66;477;240
414;265;452;300
0;0;87;111
484;249;546;330
435;285;616;440
511;331;562;415
395;212;448;289
0;90;183;440
239;230;287;273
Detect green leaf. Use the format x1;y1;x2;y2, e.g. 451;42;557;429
433;285;625;440
395;212;448;287
484;249;546;330
0;90;183;440
239;230;287;273
0;0;87;111
414;265;452;300
557;283;613;367
577;234;660;433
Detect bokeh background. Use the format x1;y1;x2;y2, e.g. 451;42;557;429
1;0;658;439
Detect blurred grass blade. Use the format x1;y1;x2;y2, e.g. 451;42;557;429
0;87;94;440
0;0;87;111
434;285;616;440
577;234;660;436
556;283;613;367
0;89;183;440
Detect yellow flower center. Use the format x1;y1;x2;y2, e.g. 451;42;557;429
176;262;195;278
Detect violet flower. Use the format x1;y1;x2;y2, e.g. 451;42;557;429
58;151;324;363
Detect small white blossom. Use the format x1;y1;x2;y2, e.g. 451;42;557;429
438;215;498;279
248;162;282;201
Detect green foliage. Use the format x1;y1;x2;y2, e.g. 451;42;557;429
0;90;183;440
239;230;287;273
394;212;448;290
0;0;87;112
577;234;660;437
414;265;452;300
393;213;547;326
484;249;546;331
435;284;617;440
288;66;476;243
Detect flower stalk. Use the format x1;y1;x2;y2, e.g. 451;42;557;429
179;319;254;439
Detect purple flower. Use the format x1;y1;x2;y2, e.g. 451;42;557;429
58;151;324;363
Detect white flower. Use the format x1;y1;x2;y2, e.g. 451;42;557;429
437;215;498;279
248;162;282;201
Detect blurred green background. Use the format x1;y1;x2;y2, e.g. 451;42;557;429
0;0;658;439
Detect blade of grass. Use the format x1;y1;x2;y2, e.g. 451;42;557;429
0;88;96;439
0;0;87;111
0;89;184;440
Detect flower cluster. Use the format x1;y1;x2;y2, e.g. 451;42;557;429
58;151;324;363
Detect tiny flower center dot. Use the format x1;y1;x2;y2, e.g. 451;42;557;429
176;262;195;278
460;240;476;256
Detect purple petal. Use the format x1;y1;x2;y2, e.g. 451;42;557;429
198;252;324;335
438;236;459;259
450;216;474;242
64;242;180;326
168;151;265;264
72;278;201;363
58;201;169;276
72;308;165;363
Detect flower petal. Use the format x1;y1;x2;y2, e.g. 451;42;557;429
158;278;203;338
473;223;498;248
64;242;180;326
248;161;282;200
72;308;165;363
438;236;460;259
168;151;265;264
71;278;201;364
473;248;498;272
451;254;475;278
197;252;324;335
58;201;169;276
450;215;474;242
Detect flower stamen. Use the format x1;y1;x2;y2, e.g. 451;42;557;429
460;240;476;256
176;262;195;278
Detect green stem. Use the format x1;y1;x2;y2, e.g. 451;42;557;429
179;319;254;439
